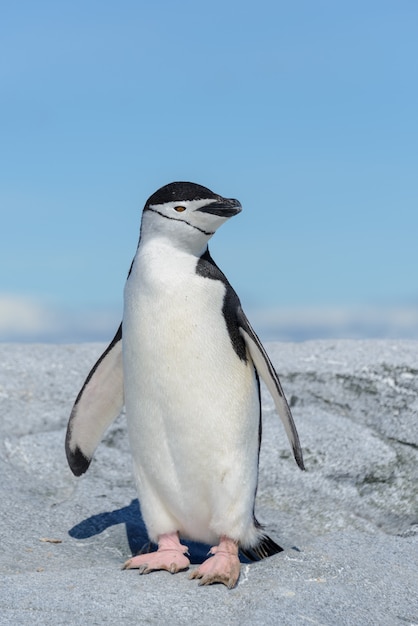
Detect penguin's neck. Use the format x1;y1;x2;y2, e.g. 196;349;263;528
133;237;206;290
138;233;208;262
139;211;212;257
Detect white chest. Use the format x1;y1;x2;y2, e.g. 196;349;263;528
122;240;256;425
124;242;228;364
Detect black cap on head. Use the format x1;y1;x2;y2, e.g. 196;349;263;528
146;182;218;207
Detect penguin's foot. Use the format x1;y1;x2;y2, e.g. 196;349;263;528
189;536;240;589
122;532;190;575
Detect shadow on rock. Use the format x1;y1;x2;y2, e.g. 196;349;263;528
69;499;148;555
68;498;213;562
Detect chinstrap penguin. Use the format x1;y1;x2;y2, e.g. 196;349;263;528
65;181;305;588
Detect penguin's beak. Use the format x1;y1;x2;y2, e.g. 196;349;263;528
196;197;242;218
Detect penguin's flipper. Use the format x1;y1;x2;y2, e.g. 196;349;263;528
238;311;305;470
65;324;124;476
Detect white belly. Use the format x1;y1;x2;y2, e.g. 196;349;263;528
122;242;260;546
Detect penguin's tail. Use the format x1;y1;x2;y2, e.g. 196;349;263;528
239;534;283;562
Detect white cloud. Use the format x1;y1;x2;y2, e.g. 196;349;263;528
0;294;120;342
249;305;418;341
0;295;57;336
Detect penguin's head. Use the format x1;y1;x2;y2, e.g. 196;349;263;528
139;181;242;254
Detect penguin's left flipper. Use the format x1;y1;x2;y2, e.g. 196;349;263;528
238;310;305;471
65;324;124;476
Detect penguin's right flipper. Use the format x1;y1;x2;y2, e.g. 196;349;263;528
238;311;305;471
65;324;124;476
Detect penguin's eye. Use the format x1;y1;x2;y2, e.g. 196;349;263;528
174;205;186;212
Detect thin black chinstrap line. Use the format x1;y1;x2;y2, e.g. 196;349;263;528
144;207;215;236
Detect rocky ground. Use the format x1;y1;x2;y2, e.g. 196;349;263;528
1;340;417;625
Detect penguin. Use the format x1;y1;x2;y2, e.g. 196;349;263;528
65;181;304;589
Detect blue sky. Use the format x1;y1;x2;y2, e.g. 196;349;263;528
1;1;418;341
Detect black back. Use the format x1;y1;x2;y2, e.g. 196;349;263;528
196;248;247;362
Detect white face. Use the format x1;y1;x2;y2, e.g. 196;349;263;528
140;197;241;255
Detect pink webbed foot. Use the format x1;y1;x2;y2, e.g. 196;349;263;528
123;532;190;575
189;536;241;589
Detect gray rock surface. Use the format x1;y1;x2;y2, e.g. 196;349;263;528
1;340;417;625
